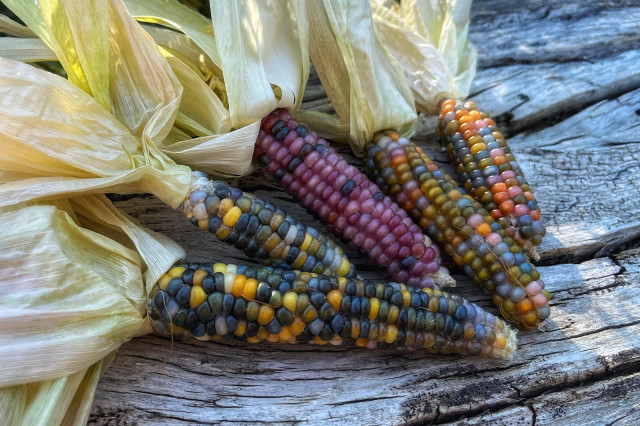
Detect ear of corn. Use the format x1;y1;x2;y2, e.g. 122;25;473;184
148;262;516;358
438;99;546;255
182;172;357;278
254;109;454;289
365;132;551;329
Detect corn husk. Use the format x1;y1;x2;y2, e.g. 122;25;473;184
0;195;184;422
122;0;309;175
370;0;477;114
300;0;416;154
0;57;191;209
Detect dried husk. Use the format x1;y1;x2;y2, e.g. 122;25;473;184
299;0;417;154
370;0;477;114
0;195;184;423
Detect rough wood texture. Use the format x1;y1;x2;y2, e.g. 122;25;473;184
90;1;640;424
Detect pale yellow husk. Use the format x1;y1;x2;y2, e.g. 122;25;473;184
370;0;477;114
300;0;417;155
0;1;309;422
0;196;184;422
122;0;310;175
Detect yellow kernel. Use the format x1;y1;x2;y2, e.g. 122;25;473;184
355;338;368;347
387;305;400;324
300;233;313;251
218;198;234;217
192;269;207;287
401;290;411;308
368;298;380;321
198;219;208;230
327;290;343;311
168;267;186;278
190;286;207;308
232;275;246;298
314;336;329;345
337;277;348;292
267;333;279;343
158;274;172;290
290;316;306;336
247;336;260;344
213;263;226;274
523;311;539;326
242;278;258;301
282;292;298;312
257;305;275;325
378;323;387;342
234;320;247;336
495;334;507;348
223;206;242;227
337;258;350;276
257;327;269;341
470;143;487;155
385;325;398;344
216;225;231;240
279;326;292;342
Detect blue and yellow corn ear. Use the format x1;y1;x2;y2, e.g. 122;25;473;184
148;262;516;358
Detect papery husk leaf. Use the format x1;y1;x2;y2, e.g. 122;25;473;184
209;0;309;128
0;195;183;384
3;0;111;110
0;353;115;425
0;58;191;209
305;0;416;154
159;121;260;177
0;13;36;37
164;53;231;137
0;37;58;62
0;205;144;387
370;0;477;113
123;0;221;65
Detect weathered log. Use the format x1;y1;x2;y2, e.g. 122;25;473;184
89;249;640;424
89;0;640;423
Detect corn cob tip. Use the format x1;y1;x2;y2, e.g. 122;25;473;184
435;267;456;287
526;246;540;262
148;262;517;358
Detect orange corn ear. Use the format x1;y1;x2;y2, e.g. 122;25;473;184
364;132;551;329
438;99;546;253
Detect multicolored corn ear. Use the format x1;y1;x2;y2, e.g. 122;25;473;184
181;172;356;278
438;100;546;256
254;109;454;289
148;262;516;358
364;132;551;329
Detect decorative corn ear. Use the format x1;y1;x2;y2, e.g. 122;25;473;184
255;109;453;289
148;262;516;358
364;132;551;329
438;100;546;256
182;172;356;278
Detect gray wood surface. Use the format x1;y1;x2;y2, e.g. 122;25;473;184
89;1;640;424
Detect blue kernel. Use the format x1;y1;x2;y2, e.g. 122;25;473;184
191;323;206;337
271;120;286;134
474;324;486;341
296;124;309;136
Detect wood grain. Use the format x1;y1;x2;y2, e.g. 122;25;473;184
89;0;640;424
